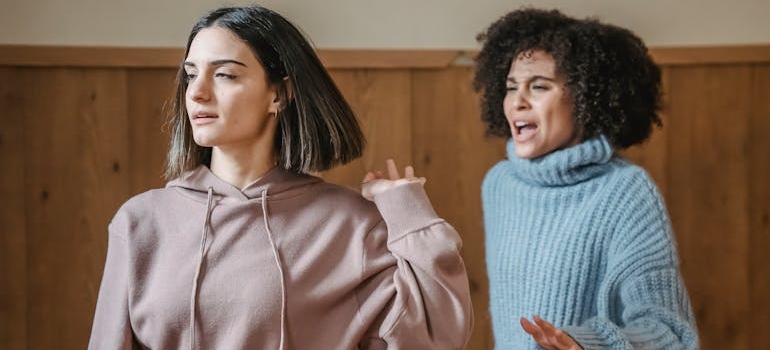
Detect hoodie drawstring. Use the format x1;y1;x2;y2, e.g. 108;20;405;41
190;187;214;350
261;189;288;350
186;187;287;350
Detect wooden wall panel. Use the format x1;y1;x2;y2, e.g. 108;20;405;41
666;65;753;350
0;68;28;350
22;68;133;349
126;69;177;193
322;69;413;187
410;67;505;350
749;64;770;349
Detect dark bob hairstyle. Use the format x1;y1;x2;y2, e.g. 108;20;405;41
165;6;364;179
473;8;662;150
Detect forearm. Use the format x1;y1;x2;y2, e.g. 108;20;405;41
371;182;473;349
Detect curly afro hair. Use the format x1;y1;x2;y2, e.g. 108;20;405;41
473;8;662;149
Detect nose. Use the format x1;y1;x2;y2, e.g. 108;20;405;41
511;89;530;110
187;76;211;102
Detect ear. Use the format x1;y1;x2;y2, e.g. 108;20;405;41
268;77;294;114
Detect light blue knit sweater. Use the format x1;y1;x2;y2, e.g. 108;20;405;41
483;137;698;350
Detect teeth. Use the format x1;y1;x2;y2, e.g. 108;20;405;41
514;121;528;127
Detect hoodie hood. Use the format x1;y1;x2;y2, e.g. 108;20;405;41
166;164;323;203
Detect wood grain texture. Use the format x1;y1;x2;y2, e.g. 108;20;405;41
649;45;770;65
748;64;770;349
0;45;184;68
21;68;132;349
0;68;28;350
126;68;177;193
322;69;413;188
318;50;460;69
666;65;753;350
411;67;505;350
3;45;770;68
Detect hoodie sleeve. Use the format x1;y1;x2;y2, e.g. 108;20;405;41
356;181;473;350
88;216;138;350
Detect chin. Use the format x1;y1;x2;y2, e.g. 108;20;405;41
514;150;536;159
513;143;537;159
192;136;216;148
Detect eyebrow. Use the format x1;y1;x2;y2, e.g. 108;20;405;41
506;75;557;84
183;59;247;68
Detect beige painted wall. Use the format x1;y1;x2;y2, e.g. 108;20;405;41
1;0;768;49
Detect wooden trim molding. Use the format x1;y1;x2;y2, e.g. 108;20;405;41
0;45;184;68
649;45;770;65
0;45;461;69
1;44;769;68
317;49;460;69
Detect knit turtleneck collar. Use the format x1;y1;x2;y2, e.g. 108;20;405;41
505;136;615;186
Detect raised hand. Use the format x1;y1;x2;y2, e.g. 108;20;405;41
361;159;425;201
520;315;583;350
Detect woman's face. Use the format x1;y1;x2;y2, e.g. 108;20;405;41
184;26;280;151
503;50;581;159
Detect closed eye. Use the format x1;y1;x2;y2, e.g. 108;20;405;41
215;73;237;80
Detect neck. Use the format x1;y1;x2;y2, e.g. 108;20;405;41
209;144;277;190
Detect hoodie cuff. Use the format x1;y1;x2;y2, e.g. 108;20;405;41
372;181;441;239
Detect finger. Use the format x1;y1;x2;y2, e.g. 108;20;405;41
404;165;415;179
522;318;556;349
520;317;545;340
554;330;577;349
362;172;376;183
386;159;400;179
534;316;571;349
531;316;558;346
533;315;557;334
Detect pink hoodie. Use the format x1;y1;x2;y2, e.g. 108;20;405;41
88;165;473;349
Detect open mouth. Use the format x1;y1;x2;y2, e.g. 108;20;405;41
513;121;537;137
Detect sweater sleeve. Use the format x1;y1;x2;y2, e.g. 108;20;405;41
355;181;473;350
562;176;699;350
88;218;138;350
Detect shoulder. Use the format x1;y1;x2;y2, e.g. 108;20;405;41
311;180;371;202
605;158;663;203
117;187;177;214
108;187;177;234
303;180;380;216
604;159;675;251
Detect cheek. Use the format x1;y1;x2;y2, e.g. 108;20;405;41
545;96;573;122
553;111;577;141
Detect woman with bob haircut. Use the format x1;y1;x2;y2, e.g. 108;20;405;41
474;8;698;350
88;5;472;350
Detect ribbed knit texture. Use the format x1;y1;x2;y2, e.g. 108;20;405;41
483;137;699;350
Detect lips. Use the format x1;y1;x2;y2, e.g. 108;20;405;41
191;112;217;119
190;112;218;125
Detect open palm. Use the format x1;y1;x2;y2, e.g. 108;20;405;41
361;159;425;201
521;315;583;350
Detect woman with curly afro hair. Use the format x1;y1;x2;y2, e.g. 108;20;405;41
475;8;699;350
